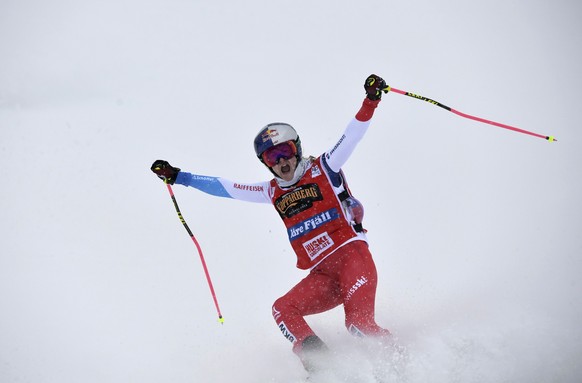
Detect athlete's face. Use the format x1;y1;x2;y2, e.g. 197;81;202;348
271;156;298;182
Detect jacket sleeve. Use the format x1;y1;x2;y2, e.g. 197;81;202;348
323;98;380;174
175;172;272;203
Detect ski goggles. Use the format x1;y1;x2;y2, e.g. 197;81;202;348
261;141;298;167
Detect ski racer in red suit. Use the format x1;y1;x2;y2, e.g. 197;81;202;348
151;74;391;372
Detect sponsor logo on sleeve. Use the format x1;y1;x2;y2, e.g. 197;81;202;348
192;175;217;182
233;183;264;192
325;134;346;160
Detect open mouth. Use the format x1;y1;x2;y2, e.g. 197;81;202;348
281;164;291;174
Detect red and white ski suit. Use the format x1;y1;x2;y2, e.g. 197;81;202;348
175;97;390;355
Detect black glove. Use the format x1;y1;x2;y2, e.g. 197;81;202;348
151;160;181;184
364;74;390;101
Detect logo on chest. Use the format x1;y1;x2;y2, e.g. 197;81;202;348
303;232;335;260
287;208;339;240
275;183;323;218
311;165;322;178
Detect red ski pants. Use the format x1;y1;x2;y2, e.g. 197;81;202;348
272;240;390;354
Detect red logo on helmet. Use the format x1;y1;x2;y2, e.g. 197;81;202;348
262;129;279;143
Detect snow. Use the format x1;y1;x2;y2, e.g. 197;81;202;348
1;1;581;382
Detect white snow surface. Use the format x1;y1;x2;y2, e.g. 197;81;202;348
1;1;581;382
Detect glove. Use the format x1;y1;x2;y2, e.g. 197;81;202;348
151;160;181;184
364;74;390;101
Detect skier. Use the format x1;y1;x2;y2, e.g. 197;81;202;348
151;74;391;372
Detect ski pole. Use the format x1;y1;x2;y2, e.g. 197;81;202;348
387;86;557;142
165;184;224;324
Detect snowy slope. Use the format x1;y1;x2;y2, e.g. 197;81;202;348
1;1;581;382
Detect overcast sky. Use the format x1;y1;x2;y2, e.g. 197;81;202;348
1;1;581;382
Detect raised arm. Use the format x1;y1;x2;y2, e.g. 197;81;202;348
323;74;388;173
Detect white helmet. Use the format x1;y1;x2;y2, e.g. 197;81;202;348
253;123;302;165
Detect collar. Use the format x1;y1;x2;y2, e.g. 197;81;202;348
275;157;312;188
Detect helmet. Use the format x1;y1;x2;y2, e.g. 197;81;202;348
253;122;302;165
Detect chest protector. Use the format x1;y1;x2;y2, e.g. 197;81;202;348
270;157;363;269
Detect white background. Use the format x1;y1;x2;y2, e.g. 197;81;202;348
1;1;581;382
